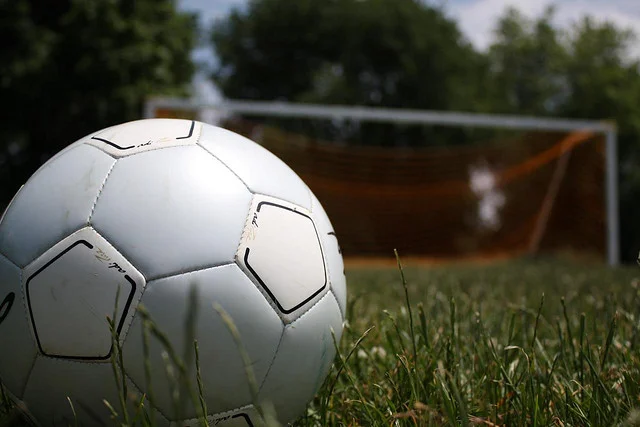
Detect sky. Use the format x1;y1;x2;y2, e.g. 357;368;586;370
178;0;640;100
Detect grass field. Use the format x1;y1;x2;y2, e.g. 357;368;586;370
3;255;640;426
305;255;640;426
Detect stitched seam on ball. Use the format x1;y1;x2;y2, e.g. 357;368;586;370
121;260;239;354
319;240;345;321
85;141;117;160
197;143;251;193
239;256;330;325
19;268;39;399
321;255;346;321
330;287;345;320
233;196;286;323
194;121;203;143
0;248;15;266
87;159;118;223
147;261;235;282
125;372;171;423
88;227;147;346
114;145;185;155
117;293;144;345
288;290;332;327
238;261;285;325
234;194;253;266
258;327;285;392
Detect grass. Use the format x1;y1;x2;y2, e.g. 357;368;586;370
304;255;640;426
3;255;640;426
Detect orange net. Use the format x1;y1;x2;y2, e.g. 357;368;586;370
155;109;606;262
230;122;605;261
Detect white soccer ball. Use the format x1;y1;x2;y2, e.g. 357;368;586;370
0;119;347;426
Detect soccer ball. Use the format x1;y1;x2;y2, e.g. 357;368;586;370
0;119;347;426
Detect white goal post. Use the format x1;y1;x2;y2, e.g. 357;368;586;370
144;97;620;266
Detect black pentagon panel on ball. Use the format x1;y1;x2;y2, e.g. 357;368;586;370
236;195;328;323
22;227;145;360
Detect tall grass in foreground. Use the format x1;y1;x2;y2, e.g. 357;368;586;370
3;255;640;426
303;256;640;426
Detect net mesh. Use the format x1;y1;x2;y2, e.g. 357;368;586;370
154;108;605;262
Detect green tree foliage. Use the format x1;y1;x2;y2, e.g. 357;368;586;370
211;0;488;146
0;0;196;203
487;7;568;115
564;20;640;263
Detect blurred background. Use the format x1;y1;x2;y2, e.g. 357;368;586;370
2;0;640;265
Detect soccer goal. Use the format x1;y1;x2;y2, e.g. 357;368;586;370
144;97;619;266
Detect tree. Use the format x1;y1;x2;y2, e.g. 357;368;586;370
561;18;640;262
211;0;488;146
488;7;568;115
0;0;196;204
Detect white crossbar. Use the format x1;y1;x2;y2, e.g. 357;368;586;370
144;97;620;265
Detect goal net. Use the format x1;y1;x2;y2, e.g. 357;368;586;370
145;98;618;265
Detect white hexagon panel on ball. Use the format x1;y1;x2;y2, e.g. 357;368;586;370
197;124;312;211
236;195;328;323
23;227;145;360
122;264;283;422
